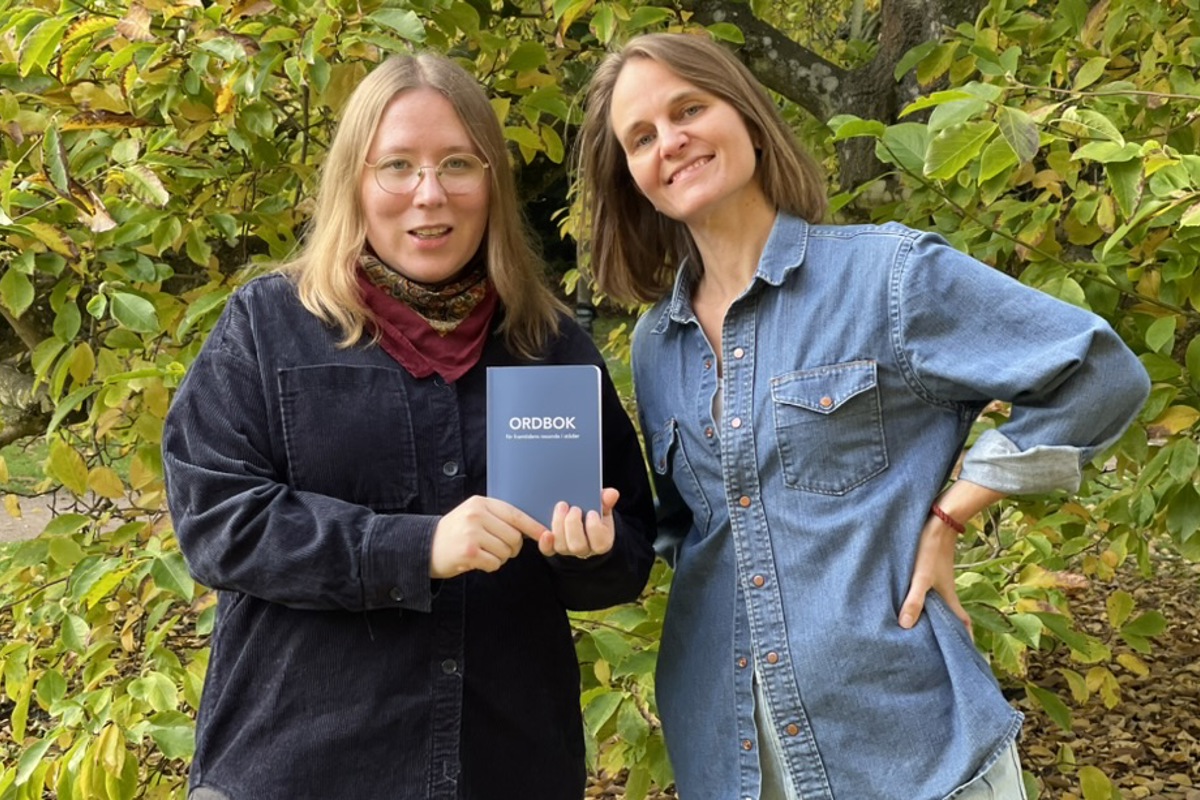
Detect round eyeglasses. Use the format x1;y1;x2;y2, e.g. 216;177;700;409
365;153;490;196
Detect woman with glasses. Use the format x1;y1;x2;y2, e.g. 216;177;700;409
162;53;656;800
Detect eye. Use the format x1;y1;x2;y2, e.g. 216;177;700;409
680;103;704;119
631;132;655;150
379;156;414;173
441;156;473;173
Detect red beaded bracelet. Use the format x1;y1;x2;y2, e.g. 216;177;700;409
930;503;966;534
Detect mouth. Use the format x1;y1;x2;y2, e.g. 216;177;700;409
668;156;712;185
409;226;452;239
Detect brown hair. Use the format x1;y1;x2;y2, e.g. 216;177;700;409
574;33;827;305
280;53;565;358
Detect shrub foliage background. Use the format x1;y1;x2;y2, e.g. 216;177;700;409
0;0;1197;797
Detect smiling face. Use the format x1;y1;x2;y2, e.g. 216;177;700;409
360;87;490;284
608;57;766;230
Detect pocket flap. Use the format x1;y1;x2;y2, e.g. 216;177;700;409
649;417;679;475
770;360;878;414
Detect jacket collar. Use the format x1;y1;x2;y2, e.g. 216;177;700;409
652;212;810;334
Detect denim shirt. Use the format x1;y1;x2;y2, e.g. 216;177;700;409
632;215;1148;800
163;275;656;800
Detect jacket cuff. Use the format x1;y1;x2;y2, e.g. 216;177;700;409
361;514;439;612
959;429;1083;494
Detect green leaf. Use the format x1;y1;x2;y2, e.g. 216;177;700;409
15;736;53;785
583;690;623;737
1186;336;1200;392
506;42;547;72
541;124;564;164
61;614;89;653
151;552;195;601
1145;315;1176;354
1106;159;1142;220
1059;108;1125;145
47;439;88;494
978;136;1019;181
368;8;426;41
43;125;69;195
130;671;179;712
48;536;85;566
628;6;672;29
123;165;169;207
706;23;744;43
0;268;35;317
624;765;651;800
53;300;81;341
1121;610;1168;639
18;15;73;77
111;291;159;333
145;711;195;759
1165;483;1200;542
1008;613;1043;648
926;99;989;134
1072;57;1109;91
1026;684;1073;731
828;116;886;141
1072;141;1141;163
924;122;997;180
997;106;1039;163
894;41;937;81
1078;765;1114;800
1105;590;1134;629
878;124;929;174
1180;201;1200;227
898;90;978;118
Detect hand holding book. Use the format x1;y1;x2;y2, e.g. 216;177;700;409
429;495;547;578
535;487;620;560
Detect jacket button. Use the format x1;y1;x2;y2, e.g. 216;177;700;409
751;575;765;587
389;587;404;602
786;723;800;736
441;659;458;675
741;739;753;751
442;461;458;476
819;396;833;408
731;417;742;429
733;347;745;359
737;657;748;668
704;426;714;438
703;358;712;370
766;652;779;664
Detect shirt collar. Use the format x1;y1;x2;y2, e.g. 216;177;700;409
653;212;811;334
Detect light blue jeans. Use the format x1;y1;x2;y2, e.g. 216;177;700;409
755;679;1027;799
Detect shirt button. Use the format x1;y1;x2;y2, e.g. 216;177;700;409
442;461;459;476
766;652;780;664
704;426;714;438
441;659;458;675
786;723;800;736
737;657;748;668
738;496;751;508
704;358;713;370
742;739;754;751
389;587;404;602
730;417;742;429
733;347;745;359
819;396;834;409
752;575;765;587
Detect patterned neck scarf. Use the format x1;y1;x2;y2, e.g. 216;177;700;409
356;252;498;383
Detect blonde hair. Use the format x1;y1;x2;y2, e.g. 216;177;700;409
574;33;828;305
280;54;564;358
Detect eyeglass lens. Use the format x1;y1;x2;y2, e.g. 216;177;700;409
373;154;487;195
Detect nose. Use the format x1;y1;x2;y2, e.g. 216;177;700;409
660;125;688;157
412;167;448;206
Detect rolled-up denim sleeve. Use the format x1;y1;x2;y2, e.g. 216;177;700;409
163;297;437;613
894;230;1150;494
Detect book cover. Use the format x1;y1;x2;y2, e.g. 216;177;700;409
486;364;602;528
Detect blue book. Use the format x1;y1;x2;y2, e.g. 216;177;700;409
486;364;602;527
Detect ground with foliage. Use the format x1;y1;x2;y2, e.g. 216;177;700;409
583;555;1200;800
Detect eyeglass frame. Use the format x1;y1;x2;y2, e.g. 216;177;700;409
363;152;491;196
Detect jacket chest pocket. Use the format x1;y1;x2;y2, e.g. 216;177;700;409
770;360;888;495
649;417;712;532
278;365;419;509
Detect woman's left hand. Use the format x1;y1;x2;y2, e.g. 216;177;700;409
538;487;620;560
899;513;971;635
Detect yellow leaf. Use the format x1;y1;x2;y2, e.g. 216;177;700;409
88;466;126;499
3;494;20;519
1149;405;1200;436
1116;652;1150;677
0;456;8;484
97;723;126;775
69;342;96;384
215;83;235;115
48;439;90;495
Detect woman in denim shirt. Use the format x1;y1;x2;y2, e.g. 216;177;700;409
163;54;655;800
575;33;1148;800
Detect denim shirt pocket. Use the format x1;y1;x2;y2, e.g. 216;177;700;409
278;365;419;510
649;417;712;532
770;360;889;495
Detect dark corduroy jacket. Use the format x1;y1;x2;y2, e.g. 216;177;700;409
163;274;656;800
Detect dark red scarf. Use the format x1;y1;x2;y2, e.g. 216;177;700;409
356;253;498;383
